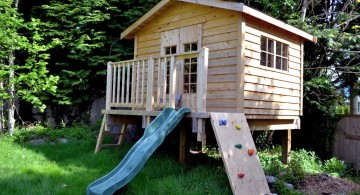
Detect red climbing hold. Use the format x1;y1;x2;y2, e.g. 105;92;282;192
238;173;245;178
248;149;255;156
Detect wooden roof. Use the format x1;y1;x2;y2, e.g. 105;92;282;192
121;0;317;43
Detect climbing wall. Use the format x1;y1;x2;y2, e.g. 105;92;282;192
210;113;270;195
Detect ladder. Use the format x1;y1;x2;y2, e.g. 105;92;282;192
94;116;127;154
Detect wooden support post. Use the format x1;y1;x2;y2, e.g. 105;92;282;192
146;58;155;127
196;48;208;143
94;116;106;154
179;126;186;163
169;56;176;108
282;129;292;164
106;62;112;110
236;15;246;113
117;124;127;146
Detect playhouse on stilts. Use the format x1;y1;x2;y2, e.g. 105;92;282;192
93;0;317;194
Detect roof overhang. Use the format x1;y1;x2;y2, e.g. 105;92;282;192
121;0;317;43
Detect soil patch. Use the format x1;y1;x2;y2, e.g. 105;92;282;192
299;174;360;194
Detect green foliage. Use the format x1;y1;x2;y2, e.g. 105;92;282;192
13;123;96;143
272;180;302;195
336;104;350;115
258;147;284;176
259;147;327;184
254;130;271;150
324;157;347;177
0;0;60;112
201;146;222;159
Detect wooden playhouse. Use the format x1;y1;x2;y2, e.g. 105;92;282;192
95;0;316;193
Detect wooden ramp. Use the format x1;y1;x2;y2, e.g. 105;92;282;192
210;113;270;195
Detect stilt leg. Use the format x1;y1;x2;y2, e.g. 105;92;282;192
281;129;292;164
179;126;186;163
117;124;127;146
94;116;106;154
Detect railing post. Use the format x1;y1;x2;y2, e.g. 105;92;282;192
106;62;113;110
169;56;176;108
197;47;209;144
146;58;155;111
146;58;155;127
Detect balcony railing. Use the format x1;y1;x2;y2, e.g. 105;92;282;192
105;47;209;112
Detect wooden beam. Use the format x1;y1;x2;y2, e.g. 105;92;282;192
248;119;300;131
117;124;127;146
102;109;211;118
179;0;243;11
106;62;112;110
236;14;246;112
281;129;292;164
94;116;106;154
345;134;360;141
196;48;209;142
169;56;176;108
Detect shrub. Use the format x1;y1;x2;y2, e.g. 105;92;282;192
13;123;96;143
324;157;347;177
272;180;302;195
290;149;323;174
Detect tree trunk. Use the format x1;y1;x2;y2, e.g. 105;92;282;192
301;0;313;21
350;87;359;115
8;52;15;135
0;81;3;134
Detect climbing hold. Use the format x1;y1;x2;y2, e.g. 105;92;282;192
238;173;245;178
219;119;227;126
235;125;241;130
248;149;255;156
235;144;242;149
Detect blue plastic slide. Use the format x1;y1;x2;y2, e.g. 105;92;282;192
87;107;190;195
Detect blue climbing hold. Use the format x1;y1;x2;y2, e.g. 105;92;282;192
219;120;227;126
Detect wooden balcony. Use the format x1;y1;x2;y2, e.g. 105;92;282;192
105;48;209;113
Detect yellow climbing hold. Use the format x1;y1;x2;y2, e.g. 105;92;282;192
235;125;241;130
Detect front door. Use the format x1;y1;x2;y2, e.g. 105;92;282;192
160;24;202;110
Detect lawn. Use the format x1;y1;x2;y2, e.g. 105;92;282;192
1;124;359;195
0;125;231;195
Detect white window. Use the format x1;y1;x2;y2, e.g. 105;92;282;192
260;36;289;71
183;58;198;93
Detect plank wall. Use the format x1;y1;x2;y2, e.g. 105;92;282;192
243;15;303;119
133;1;303;119
135;2;240;112
334;115;360;169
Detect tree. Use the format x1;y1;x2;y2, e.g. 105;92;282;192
0;0;59;135
18;0;160;124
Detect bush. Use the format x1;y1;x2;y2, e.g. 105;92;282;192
13;123;96;143
324;157;347;177
272;180;302;195
290;149;323;174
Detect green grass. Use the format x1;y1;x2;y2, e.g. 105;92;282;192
0;126;231;195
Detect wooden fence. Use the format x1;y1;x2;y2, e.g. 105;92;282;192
334;115;360;169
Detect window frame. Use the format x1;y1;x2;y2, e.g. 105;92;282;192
260;36;289;71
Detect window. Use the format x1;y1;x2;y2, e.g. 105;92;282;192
183;58;197;93
164;46;177;55
184;42;198;53
260;37;288;71
163;46;177;94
